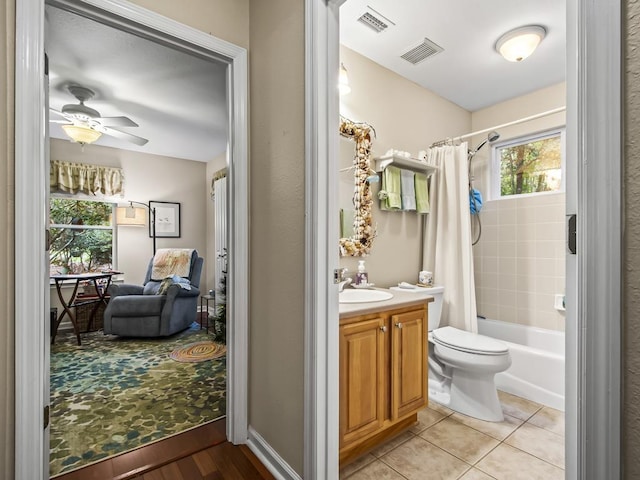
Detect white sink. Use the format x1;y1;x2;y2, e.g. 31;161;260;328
339;289;394;304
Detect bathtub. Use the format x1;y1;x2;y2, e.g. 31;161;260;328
477;317;565;411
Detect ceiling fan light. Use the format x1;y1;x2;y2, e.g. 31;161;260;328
61;124;102;145
496;25;546;62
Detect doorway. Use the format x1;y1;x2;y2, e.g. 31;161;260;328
15;0;248;478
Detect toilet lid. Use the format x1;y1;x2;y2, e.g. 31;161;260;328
432;326;509;355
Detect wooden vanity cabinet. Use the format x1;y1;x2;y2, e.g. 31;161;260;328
339;301;429;466
339;316;386;446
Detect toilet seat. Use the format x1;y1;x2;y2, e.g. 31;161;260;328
432;326;508;356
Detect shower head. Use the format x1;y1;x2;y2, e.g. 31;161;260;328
469;131;501;157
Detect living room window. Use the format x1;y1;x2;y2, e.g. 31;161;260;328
492;128;565;198
49;197;115;275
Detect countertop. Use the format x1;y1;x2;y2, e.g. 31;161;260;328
339;287;433;318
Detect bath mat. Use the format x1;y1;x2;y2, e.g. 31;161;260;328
170;341;226;363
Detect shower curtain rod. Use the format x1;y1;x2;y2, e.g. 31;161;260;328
430;106;567;148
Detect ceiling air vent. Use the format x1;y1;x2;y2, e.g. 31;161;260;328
357;7;395;33
401;38;444;65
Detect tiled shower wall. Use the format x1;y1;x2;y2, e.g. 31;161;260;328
473;193;566;331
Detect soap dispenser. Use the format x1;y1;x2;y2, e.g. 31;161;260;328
356;260;368;286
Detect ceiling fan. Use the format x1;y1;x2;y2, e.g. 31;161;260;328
50;85;148;146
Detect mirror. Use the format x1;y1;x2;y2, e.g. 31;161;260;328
339;117;376;257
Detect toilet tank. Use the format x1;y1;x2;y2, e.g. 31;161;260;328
390;285;445;330
421;286;444;331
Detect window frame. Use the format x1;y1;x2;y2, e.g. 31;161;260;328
491;127;567;200
49;195;118;274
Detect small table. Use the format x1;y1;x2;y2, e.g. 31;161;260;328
50;272;116;345
199;294;215;334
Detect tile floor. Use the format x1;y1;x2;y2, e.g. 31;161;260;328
340;391;565;480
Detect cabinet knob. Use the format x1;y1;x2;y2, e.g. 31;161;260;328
380;325;387;332
395;322;403;329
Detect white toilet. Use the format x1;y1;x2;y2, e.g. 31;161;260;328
392;285;511;422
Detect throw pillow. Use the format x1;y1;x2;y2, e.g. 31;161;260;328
158;274;192;295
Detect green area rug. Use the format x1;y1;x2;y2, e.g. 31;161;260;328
49;323;226;476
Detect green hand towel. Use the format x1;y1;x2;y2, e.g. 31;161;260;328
379;166;402;210
340;208;355;237
415;172;430;213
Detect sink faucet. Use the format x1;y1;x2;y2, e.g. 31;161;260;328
335;267;352;292
338;277;352;292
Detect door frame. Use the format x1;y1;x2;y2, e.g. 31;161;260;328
565;0;622;477
14;0;249;477
304;0;622;478
303;1;342;478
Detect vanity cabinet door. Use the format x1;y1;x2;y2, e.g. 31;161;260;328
390;309;428;420
339;316;386;447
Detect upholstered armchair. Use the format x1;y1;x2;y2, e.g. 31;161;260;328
104;249;204;337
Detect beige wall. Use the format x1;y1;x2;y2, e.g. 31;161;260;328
129;0;249;50
470;83;566;331
338;45;470;287
625;0;640;475
248;0;305;474
0;0;15;476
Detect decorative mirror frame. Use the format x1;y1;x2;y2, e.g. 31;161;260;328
339;117;376;256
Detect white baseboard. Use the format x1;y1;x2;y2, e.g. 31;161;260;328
246;426;302;480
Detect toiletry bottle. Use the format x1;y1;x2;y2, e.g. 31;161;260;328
356;260;368;286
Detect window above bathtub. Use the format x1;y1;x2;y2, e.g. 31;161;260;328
491;127;565;199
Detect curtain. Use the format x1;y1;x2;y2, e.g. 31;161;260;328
422;143;478;332
50;160;124;197
212;172;228;301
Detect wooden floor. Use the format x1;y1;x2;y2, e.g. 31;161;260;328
53;418;275;480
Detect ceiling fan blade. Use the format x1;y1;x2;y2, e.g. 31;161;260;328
100;126;148;146
98;116;139;127
50;108;71;119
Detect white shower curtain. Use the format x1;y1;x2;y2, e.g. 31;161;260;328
422;143;478;333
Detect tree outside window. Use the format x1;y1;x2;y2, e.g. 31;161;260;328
494;129;564;197
50;198;114;275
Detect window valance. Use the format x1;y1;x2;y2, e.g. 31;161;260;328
50;160;124;197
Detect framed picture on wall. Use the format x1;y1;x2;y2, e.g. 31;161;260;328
149;201;181;238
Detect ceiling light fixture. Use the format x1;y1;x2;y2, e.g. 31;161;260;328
339;63;351;95
495;25;546;62
61;124;102;145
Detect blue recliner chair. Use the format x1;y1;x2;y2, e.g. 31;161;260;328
104;249;203;337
